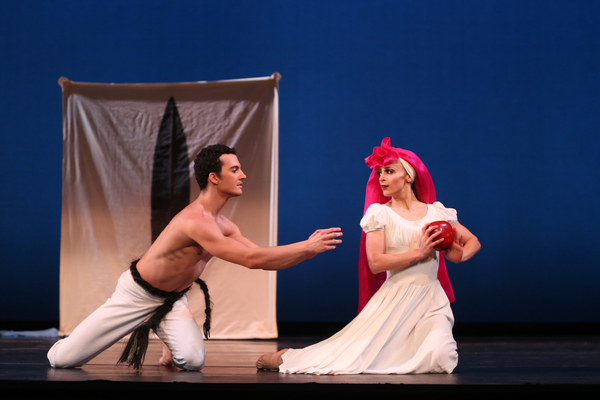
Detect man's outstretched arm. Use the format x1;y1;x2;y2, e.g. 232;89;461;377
186;215;342;271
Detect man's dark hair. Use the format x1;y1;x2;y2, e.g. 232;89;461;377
194;144;237;191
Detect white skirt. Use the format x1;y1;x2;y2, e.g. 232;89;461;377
279;279;457;375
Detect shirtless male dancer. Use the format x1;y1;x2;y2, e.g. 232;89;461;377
48;144;342;370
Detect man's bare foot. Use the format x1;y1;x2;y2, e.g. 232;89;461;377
159;343;174;366
256;348;289;370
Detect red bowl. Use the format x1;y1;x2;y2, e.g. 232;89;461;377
428;221;454;251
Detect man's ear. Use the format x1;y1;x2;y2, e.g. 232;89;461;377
208;172;220;186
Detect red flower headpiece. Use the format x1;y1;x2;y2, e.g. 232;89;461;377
364;137;401;170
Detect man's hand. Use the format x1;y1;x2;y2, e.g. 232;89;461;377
305;228;343;257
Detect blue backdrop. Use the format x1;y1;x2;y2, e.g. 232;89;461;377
1;0;598;324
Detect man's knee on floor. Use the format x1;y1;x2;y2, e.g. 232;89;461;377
47;340;79;369
172;347;206;371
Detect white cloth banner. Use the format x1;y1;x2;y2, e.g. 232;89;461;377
59;74;280;339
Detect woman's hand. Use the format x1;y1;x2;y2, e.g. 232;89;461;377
443;227;464;263
442;222;480;263
418;223;444;260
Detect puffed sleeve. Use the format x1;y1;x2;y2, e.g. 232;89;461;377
360;203;387;233
432;201;458;225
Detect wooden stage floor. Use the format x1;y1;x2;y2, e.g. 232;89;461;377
1;335;599;397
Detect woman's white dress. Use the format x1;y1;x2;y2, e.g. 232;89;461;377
279;201;458;375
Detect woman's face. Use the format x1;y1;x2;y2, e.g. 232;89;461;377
377;160;411;198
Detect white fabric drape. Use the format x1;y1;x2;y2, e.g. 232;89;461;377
59;74;280;339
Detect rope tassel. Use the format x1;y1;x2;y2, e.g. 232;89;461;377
118;324;151;369
117;299;178;369
196;278;212;339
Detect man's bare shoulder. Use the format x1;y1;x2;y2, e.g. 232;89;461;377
177;202;208;221
174;202;239;240
176;203;217;231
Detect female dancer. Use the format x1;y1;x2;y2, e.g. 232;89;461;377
256;138;480;374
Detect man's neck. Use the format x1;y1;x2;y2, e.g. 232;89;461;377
196;188;232;217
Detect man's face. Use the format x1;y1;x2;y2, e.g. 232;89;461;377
215;154;246;197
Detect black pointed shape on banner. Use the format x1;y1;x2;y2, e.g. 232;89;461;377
151;97;190;242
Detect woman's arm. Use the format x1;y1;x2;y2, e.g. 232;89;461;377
443;221;481;263
365;224;443;274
